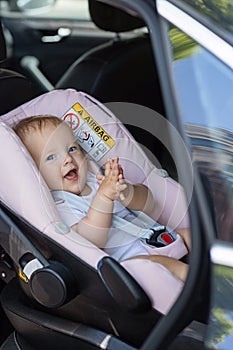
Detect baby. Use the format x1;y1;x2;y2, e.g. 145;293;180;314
14;115;190;282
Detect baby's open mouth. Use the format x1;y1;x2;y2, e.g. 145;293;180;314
64;168;78;181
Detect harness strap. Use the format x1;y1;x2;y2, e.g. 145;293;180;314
52;190;177;247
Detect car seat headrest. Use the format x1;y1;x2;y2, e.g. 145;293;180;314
0;22;7;61
88;0;145;33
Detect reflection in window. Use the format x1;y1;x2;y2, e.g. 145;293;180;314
206;265;233;349
179;0;233;45
169;26;233;243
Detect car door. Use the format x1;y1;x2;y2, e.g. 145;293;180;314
0;0;116;94
155;0;233;349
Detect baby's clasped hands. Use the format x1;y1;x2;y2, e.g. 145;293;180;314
96;157;127;201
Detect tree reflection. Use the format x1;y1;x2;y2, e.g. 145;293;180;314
209;308;233;346
207;266;233;348
184;0;233;32
169;0;233;61
169;28;199;61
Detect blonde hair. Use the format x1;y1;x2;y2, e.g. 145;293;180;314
13;115;63;142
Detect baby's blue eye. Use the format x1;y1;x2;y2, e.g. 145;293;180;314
46;154;55;161
68;146;77;153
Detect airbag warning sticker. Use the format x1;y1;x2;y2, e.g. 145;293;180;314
62;103;115;161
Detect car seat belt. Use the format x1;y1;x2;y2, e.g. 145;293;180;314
53;191;177;248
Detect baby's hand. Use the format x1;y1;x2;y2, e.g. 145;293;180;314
97;158;127;201
117;173;127;201
96;172;105;185
96;157;121;184
112;158;127;200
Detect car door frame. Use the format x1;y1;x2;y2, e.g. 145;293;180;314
97;0;219;349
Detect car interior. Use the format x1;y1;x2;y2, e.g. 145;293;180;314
0;21;37;115
0;1;209;350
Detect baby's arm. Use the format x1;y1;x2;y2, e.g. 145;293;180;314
119;180;156;216
175;227;191;252
72;159;126;248
127;254;188;282
97;158;156;216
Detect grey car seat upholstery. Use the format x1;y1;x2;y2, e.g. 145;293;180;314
0;22;37;115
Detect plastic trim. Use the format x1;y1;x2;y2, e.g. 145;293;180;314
210;242;233;267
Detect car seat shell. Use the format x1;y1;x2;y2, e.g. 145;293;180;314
0;89;187;328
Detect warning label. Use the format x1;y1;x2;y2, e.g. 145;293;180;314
62;103;115;161
63;113;80;131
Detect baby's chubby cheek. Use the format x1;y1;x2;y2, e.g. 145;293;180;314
40;170;61;190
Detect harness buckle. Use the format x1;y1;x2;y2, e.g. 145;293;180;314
146;227;176;247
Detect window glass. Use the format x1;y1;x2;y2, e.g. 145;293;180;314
40;0;90;20
168;25;233;242
171;0;233;45
0;0;90;20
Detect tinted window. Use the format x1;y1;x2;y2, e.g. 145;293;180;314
168;26;233;242
171;0;233;45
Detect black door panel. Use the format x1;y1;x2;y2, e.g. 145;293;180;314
2;16;116;90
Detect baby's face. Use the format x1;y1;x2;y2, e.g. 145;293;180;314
25;122;88;195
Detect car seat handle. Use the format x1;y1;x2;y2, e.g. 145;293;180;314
98;257;151;313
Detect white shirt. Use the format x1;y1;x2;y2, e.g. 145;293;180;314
52;172;150;261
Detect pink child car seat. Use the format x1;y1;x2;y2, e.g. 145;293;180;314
0;89;190;348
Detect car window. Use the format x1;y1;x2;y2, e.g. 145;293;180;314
168;25;233;243
0;0;90;21
172;0;233;45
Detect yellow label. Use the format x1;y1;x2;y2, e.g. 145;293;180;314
18;268;28;283
73;103;115;148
